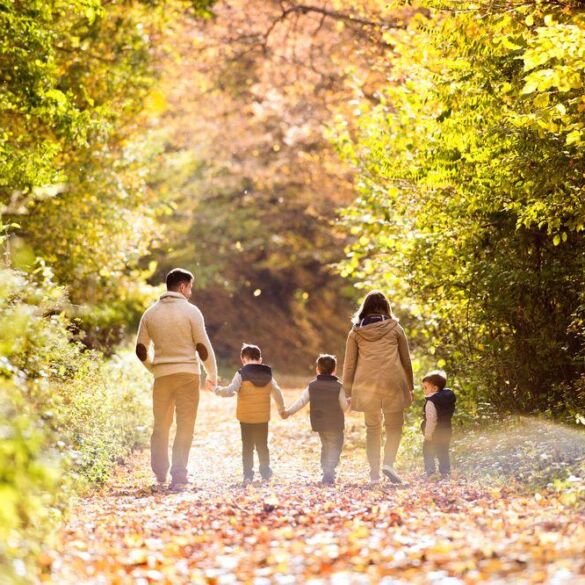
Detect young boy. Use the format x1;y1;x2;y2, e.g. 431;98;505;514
284;354;349;485
215;343;285;484
421;370;456;478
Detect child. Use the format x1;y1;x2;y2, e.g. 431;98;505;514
283;354;349;485
421;370;456;478
215;343;285;484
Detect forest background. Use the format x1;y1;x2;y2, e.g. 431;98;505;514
1;0;584;581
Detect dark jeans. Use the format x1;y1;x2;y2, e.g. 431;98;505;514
423;431;451;476
240;422;272;480
151;373;200;484
318;430;344;480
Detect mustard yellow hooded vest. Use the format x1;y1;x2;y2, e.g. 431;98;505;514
236;364;273;423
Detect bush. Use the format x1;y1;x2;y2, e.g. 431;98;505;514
0;266;151;582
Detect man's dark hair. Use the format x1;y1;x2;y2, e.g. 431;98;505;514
241;343;261;361
422;370;447;391
316;354;336;375
166;268;194;291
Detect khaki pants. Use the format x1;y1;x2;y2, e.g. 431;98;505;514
364;409;404;480
151;373;200;483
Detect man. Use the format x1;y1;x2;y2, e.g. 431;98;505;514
136;268;217;489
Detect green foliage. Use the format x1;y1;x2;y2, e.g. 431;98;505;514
335;0;585;417
0;265;151;582
0;0;214;349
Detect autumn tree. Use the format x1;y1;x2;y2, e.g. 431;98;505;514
336;0;585;417
146;0;420;365
1;0;214;348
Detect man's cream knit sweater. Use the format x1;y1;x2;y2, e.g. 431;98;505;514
136;292;217;380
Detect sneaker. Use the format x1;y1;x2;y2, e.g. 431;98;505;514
369;477;381;486
321;474;335;486
382;465;403;484
243;476;254;486
260;468;273;482
169;480;190;492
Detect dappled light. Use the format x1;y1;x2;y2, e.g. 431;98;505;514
1;0;584;583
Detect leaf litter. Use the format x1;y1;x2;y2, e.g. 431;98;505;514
46;390;585;584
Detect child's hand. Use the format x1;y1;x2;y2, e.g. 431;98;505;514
280;410;289;419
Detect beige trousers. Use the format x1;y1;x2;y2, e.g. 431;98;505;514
364;408;404;480
151;373;200;483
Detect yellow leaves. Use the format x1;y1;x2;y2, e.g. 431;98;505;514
499;36;523;51
532;93;549;108
566;130;582;146
122;548;151;566
0;485;20;531
262;494;279;512
521;69;555;94
544;14;556;27
349;523;369;541
143;89;168;116
47;397;585;584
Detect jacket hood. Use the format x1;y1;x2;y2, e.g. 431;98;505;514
239;364;273;387
353;318;399;342
426;387;456;405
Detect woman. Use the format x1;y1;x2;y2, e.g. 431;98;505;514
343;290;414;484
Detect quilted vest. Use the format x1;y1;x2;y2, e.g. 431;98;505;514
422;388;456;433
308;374;344;432
236;364;273;424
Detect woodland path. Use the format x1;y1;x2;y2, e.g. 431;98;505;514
48;388;585;584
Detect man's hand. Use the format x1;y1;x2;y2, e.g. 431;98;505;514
205;378;217;392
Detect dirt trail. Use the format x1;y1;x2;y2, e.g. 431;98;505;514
48;389;585;584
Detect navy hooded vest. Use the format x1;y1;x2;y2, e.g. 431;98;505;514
308;374;344;432
422;387;456;433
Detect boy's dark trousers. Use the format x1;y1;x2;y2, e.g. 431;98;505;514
240;422;272;481
423;430;451;476
318;430;344;480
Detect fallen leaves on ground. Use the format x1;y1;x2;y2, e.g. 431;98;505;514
46;390;585;584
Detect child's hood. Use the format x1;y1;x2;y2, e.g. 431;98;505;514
428;387;457;407
239;364;273;387
441;388;456;405
353;318;399;342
